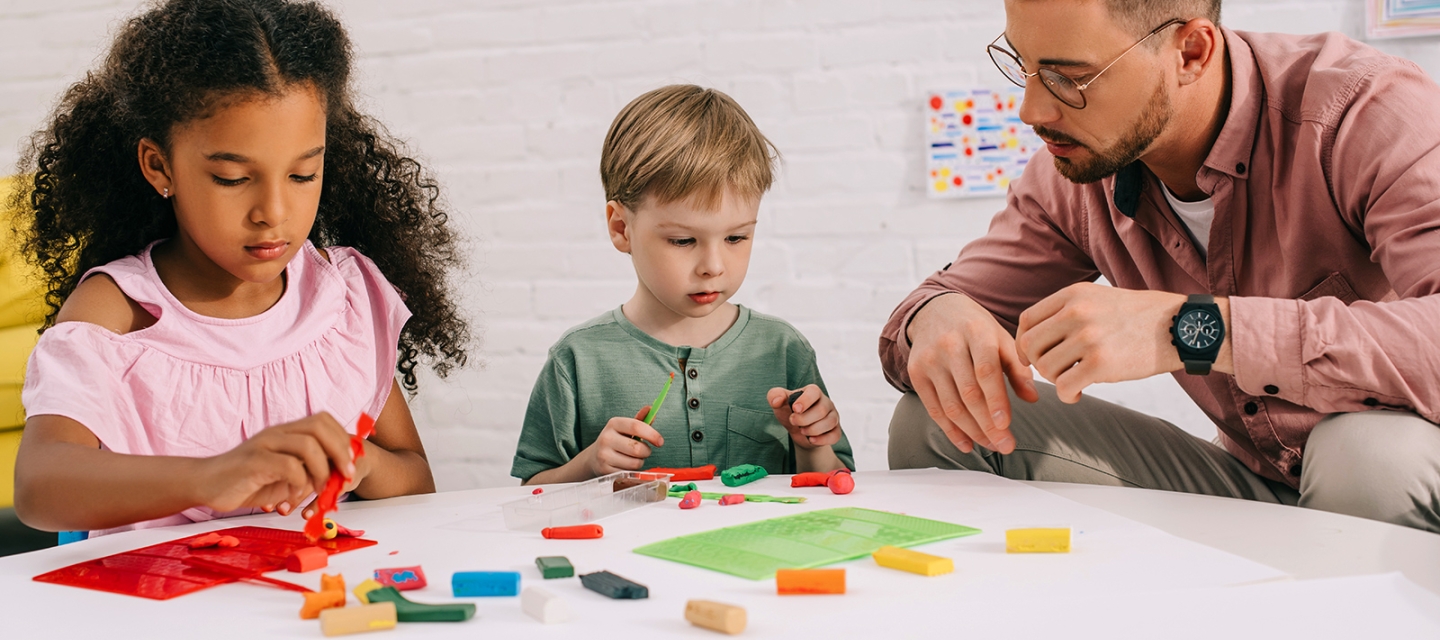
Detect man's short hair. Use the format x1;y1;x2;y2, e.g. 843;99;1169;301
1106;0;1221;37
601;84;779;211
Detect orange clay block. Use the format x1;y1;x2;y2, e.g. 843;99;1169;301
685;600;747;635
287;547;330;573
301;589;347;619
541;524;603;539
321;573;346;594
320;602;397;637
872;545;953;576
1006;528;1072;553
775;568;845;595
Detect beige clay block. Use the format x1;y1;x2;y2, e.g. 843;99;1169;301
320;602;397;637
685;599;746;635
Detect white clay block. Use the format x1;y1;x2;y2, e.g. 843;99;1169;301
522;586;572;624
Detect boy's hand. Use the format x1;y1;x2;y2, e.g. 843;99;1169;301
579;407;665;477
199;412;356;516
768;385;842;450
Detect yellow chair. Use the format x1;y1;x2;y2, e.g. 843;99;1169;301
0;175;48;508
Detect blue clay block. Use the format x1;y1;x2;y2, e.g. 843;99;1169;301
452;571;521;597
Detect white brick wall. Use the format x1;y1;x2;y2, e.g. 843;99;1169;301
2;0;1431;489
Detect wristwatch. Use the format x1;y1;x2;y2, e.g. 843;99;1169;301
1171;294;1224;375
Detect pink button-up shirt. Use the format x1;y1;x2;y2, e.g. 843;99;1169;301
880;28;1440;488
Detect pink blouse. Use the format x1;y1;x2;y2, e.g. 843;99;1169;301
22;241;410;535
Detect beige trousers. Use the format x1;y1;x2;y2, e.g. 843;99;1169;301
888;381;1440;533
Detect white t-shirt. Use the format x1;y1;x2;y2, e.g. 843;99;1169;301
1161;184;1215;260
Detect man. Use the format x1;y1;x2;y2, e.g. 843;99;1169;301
882;0;1440;532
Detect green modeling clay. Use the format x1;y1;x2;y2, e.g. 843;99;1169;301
720;464;768;487
646;372;674;425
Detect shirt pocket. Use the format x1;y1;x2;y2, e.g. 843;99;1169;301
725;405;791;474
1299;272;1359;304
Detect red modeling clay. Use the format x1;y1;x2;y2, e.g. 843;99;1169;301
305;413;376;542
644;464;716;482
719;494;745;506
541;524;604;539
187;533;224;549
791;469;855;495
286;547;329;573
533;488;544;495
678;490;702;509
32;526;375;600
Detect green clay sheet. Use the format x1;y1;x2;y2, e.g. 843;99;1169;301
632;507;980;580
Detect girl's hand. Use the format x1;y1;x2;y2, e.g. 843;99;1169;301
578;407;664;478
299;440;377;520
198;412;356;516
768;385;842;450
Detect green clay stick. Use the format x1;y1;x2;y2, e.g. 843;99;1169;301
645;372;675;426
666;488;806;504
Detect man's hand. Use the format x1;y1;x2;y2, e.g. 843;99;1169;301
905;293;1039;454
1015;284;1225;403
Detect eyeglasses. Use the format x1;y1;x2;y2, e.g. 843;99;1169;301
988;18;1186;110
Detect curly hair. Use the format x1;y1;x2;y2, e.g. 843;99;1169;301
10;0;471;393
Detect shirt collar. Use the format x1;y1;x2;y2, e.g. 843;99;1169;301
1113;27;1262;218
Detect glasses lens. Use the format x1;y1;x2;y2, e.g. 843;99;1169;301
988;46;1027;88
1038;68;1085;109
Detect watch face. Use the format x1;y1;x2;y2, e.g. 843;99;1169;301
1178;309;1221;350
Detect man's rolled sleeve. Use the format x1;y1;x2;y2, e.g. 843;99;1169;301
1229;296;1307;405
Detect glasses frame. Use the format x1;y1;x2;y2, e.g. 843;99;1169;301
988;18;1187;110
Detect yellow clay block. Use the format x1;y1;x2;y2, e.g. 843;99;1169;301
685;600;747;635
353;578;385;603
871;545;954;576
1006;528;1072;553
320;602;397;637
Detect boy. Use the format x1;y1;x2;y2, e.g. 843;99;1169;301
512;85;855;484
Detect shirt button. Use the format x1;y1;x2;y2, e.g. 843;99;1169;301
1244;402;1258;415
689;398;700;409
691;431;704;443
1263;385;1279;395
1363;397;1379;407
1289;461;1302;476
1236;162;1247;174
688;369;698;380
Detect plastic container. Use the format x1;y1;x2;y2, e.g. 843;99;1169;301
502;471;671;531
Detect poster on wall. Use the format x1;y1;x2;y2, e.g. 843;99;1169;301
1368;0;1440;39
925;87;1043;199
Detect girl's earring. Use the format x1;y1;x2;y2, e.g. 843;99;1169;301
162;187;171;199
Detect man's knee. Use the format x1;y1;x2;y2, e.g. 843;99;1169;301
887;392;990;472
1300;411;1440;533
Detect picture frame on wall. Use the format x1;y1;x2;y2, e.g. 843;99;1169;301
1368;0;1440;39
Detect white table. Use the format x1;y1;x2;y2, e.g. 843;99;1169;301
3;470;1439;638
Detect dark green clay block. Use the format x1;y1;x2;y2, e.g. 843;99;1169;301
364;586;476;622
535;556;574;579
580;570;648;599
720;464;768;487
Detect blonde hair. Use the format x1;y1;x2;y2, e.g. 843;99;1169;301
601;84;779;211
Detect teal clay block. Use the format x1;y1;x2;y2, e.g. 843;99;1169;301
720;464;768;487
535;556;574;579
580;571;648;599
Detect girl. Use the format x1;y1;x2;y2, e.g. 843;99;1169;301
10;0;471;536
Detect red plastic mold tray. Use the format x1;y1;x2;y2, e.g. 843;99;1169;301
33;526;375;600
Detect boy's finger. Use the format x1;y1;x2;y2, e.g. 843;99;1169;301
634;406;651;422
614;417;664;447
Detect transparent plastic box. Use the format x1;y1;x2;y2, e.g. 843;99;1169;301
502;471;672;531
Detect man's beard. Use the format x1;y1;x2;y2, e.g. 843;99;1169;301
1036;82;1173;184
